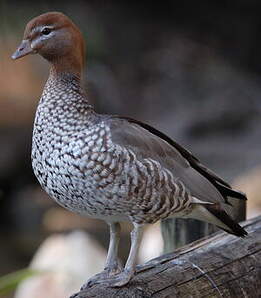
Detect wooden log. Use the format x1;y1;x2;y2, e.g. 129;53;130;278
71;215;260;298
161;200;246;253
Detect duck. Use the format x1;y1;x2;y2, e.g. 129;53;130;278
12;12;247;288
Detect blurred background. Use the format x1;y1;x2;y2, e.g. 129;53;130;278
1;0;261;297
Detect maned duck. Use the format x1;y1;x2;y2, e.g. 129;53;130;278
12;12;247;288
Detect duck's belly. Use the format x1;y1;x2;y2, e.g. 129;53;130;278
31;96;139;221
31;130;192;224
31;142;132;220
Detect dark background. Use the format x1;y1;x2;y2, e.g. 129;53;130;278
0;0;261;278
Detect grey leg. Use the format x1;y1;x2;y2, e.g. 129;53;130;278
81;222;122;289
105;222;144;287
124;223;143;274
104;222;122;273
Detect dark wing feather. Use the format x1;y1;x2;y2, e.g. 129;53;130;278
108;115;247;205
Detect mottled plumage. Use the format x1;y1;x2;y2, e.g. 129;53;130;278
32;72;193;224
12;12;247;288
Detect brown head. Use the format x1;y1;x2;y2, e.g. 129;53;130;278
12;12;85;77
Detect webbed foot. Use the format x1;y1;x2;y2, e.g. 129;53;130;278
80;262;123;289
104;269;134;287
86;269;134;288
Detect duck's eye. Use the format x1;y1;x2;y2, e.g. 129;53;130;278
41;27;52;35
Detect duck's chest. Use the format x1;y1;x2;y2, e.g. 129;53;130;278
31;111;136;219
31;126;83;191
31;108;119;213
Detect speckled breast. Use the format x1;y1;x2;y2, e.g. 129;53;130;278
32;113;129;219
32;95;192;224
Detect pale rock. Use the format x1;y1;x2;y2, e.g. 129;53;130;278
233;166;261;219
14;231;106;298
138;222;163;263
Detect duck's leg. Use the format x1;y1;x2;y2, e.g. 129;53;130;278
82;222;122;288
104;223;144;287
104;222;122;274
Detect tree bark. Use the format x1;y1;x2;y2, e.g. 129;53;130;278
71;214;260;298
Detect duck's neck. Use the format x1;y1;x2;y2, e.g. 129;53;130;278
48;50;86;93
49;66;82;88
43;60;93;113
49;60;83;83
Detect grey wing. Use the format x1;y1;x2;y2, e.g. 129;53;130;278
107;116;246;206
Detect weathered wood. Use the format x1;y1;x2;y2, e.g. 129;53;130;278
71;215;260;298
161;200;246;253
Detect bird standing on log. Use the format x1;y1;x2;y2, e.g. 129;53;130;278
12;12;247;288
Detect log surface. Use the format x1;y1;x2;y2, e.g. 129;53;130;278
71;216;261;298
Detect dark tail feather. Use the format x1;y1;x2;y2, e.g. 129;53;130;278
215;182;247;203
205;204;248;237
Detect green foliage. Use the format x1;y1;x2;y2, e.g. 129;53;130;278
0;268;40;296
